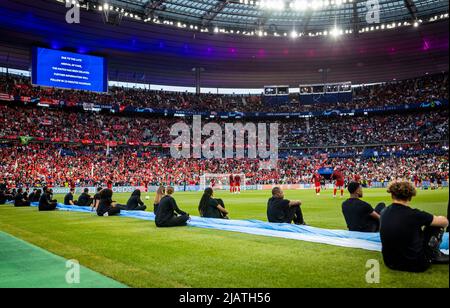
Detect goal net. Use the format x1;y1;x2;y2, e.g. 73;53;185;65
200;173;246;192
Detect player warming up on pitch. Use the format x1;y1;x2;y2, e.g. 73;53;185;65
312;171;322;196
331;167;345;198
234;174;241;194
229;174;235;194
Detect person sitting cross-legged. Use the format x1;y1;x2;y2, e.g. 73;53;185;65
96;189;121;217
380;181;449;273
342;182;386;232
155;187;189;228
64;188;78;206
77;188;93;207
38;187;57;211
14;188;31;207
267;187;305;225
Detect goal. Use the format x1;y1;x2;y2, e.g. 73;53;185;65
200;173;246;192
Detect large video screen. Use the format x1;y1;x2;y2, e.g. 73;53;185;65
32;47;108;93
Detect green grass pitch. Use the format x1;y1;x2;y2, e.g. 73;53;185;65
0;188;448;288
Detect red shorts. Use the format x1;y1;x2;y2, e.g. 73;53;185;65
335;181;344;187
230;183;235;187
315;182;321;188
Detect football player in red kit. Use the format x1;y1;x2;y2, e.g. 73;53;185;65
353;174;362;184
234;175;241;194
229;174;235;193
331;168;345;198
312;172;322;196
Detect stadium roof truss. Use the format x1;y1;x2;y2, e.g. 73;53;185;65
85;0;448;34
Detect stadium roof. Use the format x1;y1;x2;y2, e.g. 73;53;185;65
84;0;448;36
0;0;448;88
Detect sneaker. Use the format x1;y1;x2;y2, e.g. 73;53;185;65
432;251;449;265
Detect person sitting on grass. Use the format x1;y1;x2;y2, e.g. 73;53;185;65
96;189;121;217
267;187;305;225
123;189;147;211
77;188;93;207
38;187;58;211
380;181;449;273
0;190;7;205
342;182;386;232
64;188;78;206
14;188;31;207
29;189;42;203
153;186;165;215
92;187;102;211
198;187;229;219
155;186;189;228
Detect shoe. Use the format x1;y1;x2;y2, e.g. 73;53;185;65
432;251;449;265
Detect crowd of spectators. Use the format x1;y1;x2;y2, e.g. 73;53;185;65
0;105;448;148
0;144;448;188
0;72;448;113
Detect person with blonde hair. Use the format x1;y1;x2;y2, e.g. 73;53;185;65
153;186;165;215
155;186;189;227
380;181;449;272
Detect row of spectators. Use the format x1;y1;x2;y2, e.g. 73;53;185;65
0;72;448;113
0;144;447;188
0;105;448;148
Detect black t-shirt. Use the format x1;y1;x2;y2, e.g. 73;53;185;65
267;197;291;223
342;198;375;232
64;193;74;205
97;199;113;216
380;203;434;271
0;192;6;205
126;195;144;210
202;199;222;219
155;195;184;226
77;193;91;206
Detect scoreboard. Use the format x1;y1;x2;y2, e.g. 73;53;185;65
299;82;352;105
263;85;290;106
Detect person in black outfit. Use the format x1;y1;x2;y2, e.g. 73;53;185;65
77;188;93;207
14;188;31;207
380;181;449;272
29;189;42;203
267;187;305;225
28;189;37;201
96;189;121;217
342;182;385;232
119;189;147;211
0;179;6;192
64;188;78;206
155;187;189;228
92;187;102;211
0;190;7;205
198;187;229;219
153;186;165;215
38;187;58;211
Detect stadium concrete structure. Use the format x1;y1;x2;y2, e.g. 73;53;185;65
0;0;449;291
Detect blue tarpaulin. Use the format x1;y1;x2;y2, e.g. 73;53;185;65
29;203;449;253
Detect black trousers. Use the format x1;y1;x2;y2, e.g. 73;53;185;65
116;204;147;211
288;205;305;225
215;199;228;219
98;207;121;217
15;201;31;207
388;226;446;273
156;214;190;228
39;202;57;211
364;203;386;233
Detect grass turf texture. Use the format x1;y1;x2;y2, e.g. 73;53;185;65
0;188;448;288
0;231;126;288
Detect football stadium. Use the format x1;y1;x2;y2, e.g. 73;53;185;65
0;0;449;292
